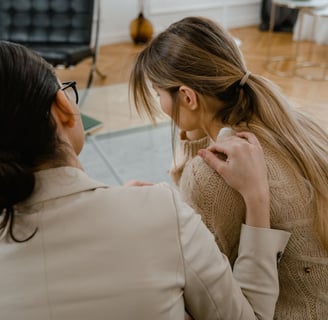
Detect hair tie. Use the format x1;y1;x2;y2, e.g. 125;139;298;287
239;71;251;87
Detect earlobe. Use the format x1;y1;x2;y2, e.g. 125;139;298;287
179;86;198;111
51;91;76;128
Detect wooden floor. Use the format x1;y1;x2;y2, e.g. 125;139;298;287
57;25;328;131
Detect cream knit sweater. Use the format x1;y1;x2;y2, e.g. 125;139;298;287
171;134;328;320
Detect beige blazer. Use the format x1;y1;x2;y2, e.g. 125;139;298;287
0;167;290;320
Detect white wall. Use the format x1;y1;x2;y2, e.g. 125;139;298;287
99;0;138;44
99;0;261;45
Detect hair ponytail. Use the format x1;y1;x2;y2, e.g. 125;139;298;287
0;151;37;242
241;75;328;250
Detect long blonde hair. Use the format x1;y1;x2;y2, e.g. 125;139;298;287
129;16;328;250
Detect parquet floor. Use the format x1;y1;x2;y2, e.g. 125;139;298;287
57;25;328;131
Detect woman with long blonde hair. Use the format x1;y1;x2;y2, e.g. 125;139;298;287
130;16;328;319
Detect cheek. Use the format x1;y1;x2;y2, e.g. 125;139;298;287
177;109;200;131
160;98;173;118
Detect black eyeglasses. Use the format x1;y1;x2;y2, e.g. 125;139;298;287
61;81;79;105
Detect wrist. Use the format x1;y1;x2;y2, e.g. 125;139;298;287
244;188;270;228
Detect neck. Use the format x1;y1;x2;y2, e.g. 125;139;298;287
35;148;83;172
202;114;222;142
37;159;83;171
201;97;224;141
207;126;221;142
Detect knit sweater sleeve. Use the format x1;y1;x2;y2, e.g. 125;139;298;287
170;131;210;186
178;156;246;265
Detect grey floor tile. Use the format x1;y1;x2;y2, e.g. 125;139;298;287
79;123;173;186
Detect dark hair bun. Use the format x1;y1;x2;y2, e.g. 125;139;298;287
0;152;35;208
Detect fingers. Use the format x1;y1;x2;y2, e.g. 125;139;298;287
198;148;227;173
235;131;262;148
198;131;268;198
206;132;261;158
124;180;154;187
207;135;249;159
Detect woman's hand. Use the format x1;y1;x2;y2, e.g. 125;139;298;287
124;180;154;187
198;132;270;228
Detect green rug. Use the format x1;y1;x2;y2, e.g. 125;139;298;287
81;113;103;134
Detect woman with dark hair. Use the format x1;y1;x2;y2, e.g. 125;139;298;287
0;41;290;320
130;16;328;319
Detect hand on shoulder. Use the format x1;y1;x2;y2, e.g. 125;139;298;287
198;131;270;228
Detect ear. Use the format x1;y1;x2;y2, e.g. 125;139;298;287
178;86;198;111
51;90;76;128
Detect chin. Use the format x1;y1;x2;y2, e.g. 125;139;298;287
76;144;84;155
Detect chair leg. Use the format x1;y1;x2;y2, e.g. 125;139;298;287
96;67;107;79
79;68;94;107
79;55;107;107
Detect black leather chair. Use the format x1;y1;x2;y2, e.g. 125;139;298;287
0;0;106;106
260;0;298;32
